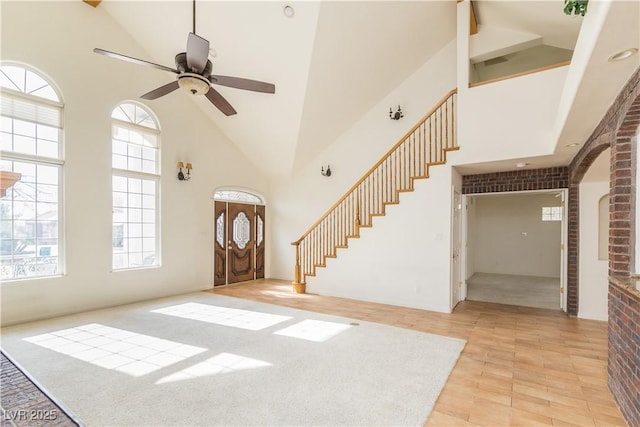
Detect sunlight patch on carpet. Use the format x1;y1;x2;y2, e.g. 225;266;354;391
151;302;292;330
156;352;272;384
24;324;205;376
273;319;351;342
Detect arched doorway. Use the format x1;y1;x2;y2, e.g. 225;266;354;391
213;189;265;286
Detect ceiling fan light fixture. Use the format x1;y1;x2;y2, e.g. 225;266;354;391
178;73;210;95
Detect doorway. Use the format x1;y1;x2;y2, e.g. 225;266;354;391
213;192;265;286
462;190;567;311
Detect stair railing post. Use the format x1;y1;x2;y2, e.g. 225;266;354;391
291;241;306;293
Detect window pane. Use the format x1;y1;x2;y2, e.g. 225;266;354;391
129;223;142;238
128;178;141;194
112;154;127;170
13;119;35;137
13;135;36;155
37;164;58;185
113;192;127;208
142;195;154;209
129;208;142;223
0;131;12;151
142;180;155;195
37;140;58;158
128;157;142;172
113;140;127;155
112;176;127;192
142;160;155;174
36;124;58;141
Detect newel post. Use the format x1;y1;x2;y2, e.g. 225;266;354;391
292;241;306;294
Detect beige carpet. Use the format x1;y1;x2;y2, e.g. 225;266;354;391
1;292;465;426
467;272;561;310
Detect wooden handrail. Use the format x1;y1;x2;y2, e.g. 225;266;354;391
291;89;458;292
292;88;457;245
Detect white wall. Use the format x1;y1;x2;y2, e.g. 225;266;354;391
455;65;568;164
578;149;609;321
1;2;268;325
472;193;561;278
268;40;457;281
306;166;454;313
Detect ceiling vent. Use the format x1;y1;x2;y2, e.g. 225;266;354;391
484;56;508;66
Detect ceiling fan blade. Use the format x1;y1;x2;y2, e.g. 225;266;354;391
186;32;209;74
209;75;276;94
205;87;237;116
93;48;178;74
141;81;180;100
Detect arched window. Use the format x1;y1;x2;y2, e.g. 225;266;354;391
0;63;64;280
111;102;160;270
213;190;264;205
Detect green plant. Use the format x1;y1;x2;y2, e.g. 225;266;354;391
564;0;588;16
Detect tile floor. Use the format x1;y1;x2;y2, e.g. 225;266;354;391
467;273;561;310
212;279;627;427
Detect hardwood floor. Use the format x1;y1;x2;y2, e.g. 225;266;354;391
210;279;627;427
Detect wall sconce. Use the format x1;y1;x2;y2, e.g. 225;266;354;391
389;105;403;120
321;165;332;177
177;161;192;181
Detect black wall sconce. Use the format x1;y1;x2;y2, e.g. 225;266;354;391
177;161;192;181
321;165;332;177
389;105;403;120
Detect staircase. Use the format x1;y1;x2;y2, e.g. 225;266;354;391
291;89;458;292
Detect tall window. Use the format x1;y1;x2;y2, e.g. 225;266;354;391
0;63;63;280
111;102;160;270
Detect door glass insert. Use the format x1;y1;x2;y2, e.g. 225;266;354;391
257;216;264;246
233;212;250;249
216;212;225;248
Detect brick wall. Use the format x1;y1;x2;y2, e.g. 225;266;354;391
461;167;569;194
569;66;640;427
608;279;640;427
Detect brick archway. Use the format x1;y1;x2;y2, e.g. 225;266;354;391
566;132;612;315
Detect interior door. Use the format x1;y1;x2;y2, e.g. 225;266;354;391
560;189;568;312
227;202;255;284
255;205;265;279
451;189;462;309
214;201;226;286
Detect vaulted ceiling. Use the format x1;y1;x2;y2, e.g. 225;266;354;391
91;1;639;178
96;1;456;179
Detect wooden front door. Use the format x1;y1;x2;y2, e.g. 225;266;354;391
227;202;255;284
213;201;265;285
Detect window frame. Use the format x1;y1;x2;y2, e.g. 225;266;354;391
0;63;64;282
111;102;161;272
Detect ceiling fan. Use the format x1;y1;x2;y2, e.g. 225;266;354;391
93;0;275;116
